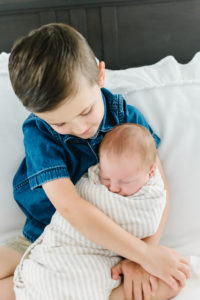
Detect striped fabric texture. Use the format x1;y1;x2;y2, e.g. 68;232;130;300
14;164;166;300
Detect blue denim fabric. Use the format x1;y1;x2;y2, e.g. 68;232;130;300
13;88;160;242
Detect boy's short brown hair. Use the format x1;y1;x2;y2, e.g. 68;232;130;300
99;124;157;169
9;23;99;112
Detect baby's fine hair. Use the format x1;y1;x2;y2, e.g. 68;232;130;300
9;23;99;112
99;124;157;168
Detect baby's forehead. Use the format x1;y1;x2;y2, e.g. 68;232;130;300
99;153;147;175
100;149;142;164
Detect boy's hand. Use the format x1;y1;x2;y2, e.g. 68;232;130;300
112;259;158;300
142;245;190;290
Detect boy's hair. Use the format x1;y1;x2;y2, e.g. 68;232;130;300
9;23;99;112
99;124;157;168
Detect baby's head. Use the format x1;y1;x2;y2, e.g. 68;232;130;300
99;124;157;196
9;23;105;138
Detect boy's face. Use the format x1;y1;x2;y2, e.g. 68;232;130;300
34;76;104;138
99;153;150;196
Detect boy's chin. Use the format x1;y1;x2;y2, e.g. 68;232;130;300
79;126;98;139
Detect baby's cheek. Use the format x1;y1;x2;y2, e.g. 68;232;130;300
124;185;137;196
100;180;107;187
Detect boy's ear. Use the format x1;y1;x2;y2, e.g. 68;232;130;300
149;163;156;178
99;61;105;88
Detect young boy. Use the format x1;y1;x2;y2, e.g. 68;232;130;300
14;123;168;300
0;23;189;300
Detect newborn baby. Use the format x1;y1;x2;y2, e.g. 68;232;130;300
14;123;166;300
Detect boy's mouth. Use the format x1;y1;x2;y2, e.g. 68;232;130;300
81;128;91;135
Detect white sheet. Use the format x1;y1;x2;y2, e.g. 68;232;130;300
1;51;199;297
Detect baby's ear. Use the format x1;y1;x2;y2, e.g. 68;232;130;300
99;61;105;88
149;163;156;178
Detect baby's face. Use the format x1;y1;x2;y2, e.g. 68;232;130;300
99;153;150;196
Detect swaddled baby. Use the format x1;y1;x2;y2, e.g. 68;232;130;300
14;124;166;300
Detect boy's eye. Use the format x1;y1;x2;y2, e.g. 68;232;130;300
55;123;65;127
81;105;93;116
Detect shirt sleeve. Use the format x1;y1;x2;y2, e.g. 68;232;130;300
123;100;161;148
23;117;69;190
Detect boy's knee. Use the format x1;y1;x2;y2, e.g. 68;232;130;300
0;246;22;279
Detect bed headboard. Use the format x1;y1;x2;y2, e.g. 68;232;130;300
1;0;200;69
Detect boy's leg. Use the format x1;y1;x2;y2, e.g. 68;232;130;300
109;283;124;300
0;246;22;278
0;276;15;300
109;280;181;300
0;246;22;300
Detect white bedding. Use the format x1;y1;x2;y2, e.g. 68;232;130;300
1;52;200;298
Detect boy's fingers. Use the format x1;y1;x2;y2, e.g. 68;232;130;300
164;276;179;291
180;257;189;265
124;277;134;300
179;278;186;288
142;281;151;300
173;269;187;286
179;262;191;279
149;276;158;296
133;281;142;300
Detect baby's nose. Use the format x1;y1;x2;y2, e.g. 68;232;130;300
108;184;120;194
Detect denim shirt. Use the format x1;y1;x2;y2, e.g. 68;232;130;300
13;88;160;242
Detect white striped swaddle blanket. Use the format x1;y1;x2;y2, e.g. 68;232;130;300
14;164;166;300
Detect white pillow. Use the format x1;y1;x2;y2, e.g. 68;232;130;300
105;53;200;256
1;51;200;257
0;52;28;245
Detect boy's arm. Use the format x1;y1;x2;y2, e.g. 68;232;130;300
42;175;189;290
42;177;146;262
